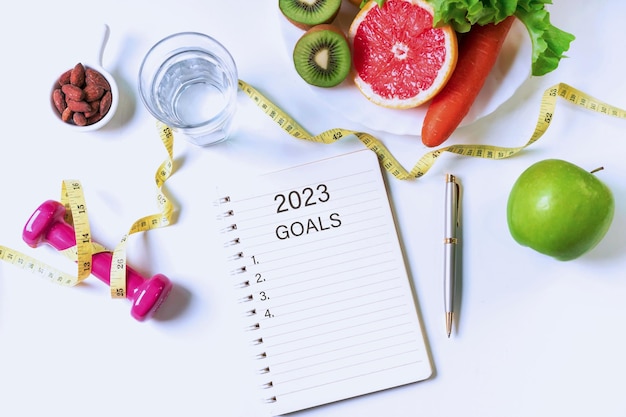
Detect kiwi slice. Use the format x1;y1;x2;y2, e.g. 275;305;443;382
293;24;351;88
279;0;342;29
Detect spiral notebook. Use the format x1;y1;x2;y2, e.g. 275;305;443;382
216;150;432;416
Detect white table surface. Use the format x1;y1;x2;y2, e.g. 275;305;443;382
1;1;625;416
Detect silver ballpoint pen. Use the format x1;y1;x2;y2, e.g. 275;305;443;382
444;174;460;338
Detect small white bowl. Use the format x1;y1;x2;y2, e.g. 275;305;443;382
50;24;119;132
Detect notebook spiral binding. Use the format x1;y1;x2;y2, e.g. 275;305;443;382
217;194;276;405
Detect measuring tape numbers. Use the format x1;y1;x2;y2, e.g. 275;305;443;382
61;179;98;281
0;245;78;286
238;80;626;180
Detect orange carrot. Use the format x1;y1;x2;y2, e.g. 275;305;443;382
421;16;516;147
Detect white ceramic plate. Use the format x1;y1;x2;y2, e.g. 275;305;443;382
280;2;532;136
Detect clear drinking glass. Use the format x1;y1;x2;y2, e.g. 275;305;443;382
138;32;238;146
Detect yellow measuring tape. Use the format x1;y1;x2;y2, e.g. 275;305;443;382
109;122;175;298
0;122;175;297
60;180;112;284
1;81;624;300
238;80;626;180
61;179;98;281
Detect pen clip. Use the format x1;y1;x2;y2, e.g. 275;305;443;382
454;181;461;229
446;174;461;229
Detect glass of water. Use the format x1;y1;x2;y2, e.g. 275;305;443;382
138;32;238;146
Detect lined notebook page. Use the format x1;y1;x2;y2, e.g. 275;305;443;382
217;150;432;416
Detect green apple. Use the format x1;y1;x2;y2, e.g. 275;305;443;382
506;159;615;261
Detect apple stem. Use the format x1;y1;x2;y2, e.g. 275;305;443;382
590;167;605;174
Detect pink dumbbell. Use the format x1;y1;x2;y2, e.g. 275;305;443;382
22;199;172;321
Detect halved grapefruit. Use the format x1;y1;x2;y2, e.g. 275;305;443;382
348;0;458;109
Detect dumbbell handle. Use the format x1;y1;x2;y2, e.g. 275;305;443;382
23;200;172;321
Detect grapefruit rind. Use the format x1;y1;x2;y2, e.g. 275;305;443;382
348;0;458;109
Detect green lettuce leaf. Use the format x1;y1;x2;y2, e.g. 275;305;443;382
514;5;575;76
425;0;575;76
